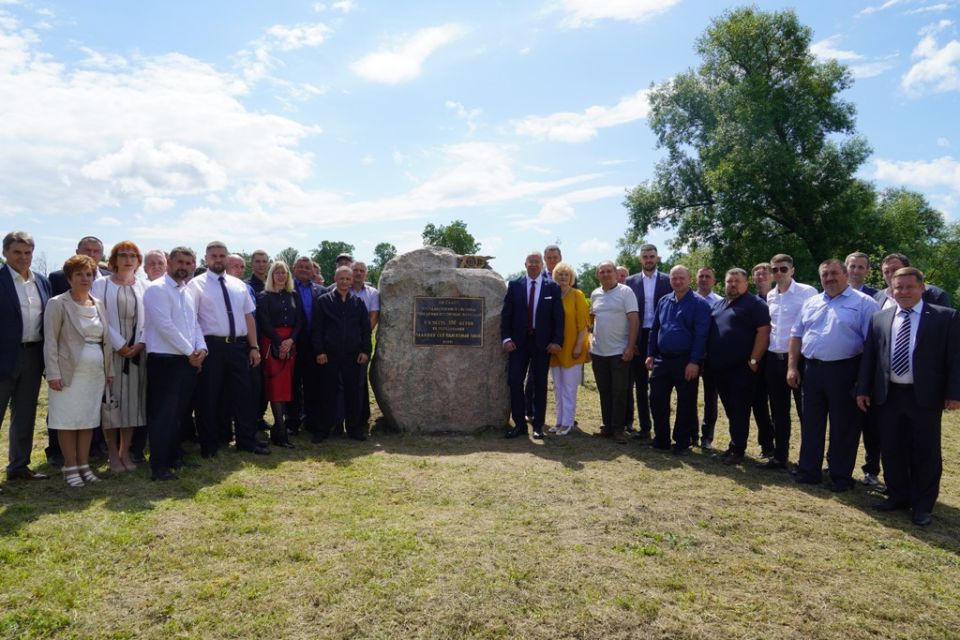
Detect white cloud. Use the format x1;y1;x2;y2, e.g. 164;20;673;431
97;215;121;226
851;61;896;78
360;154;375;165
901;21;960;95
332;1;355;12
77;46;127;70
906;3;955;14
511;185;626;232
873;156;960;192
349;24;466;85
554;0;680;28
578;238;613;253
236;21;332;83
446;100;481;134
513;89;650;143
810;35;864;62
859;0;910;16
938;136;951;146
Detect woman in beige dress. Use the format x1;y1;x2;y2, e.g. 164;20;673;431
44;255;113;487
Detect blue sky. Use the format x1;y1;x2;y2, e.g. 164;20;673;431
1;0;958;277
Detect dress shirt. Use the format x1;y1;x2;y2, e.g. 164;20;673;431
296;280;315;327
648;290;711;363
879;290;896;310
766;280;818;353
143;275;206;356
526;274;543;328
698;291;722;305
641;272;658;329
890;300;923;384
187;271;256;338
590;283;639;357
790;285;879;361
351;283;381;312
11;269;42;342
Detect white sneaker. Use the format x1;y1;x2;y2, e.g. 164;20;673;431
862;473;881;487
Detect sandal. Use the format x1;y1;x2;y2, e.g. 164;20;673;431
78;465;101;483
63;466;84;487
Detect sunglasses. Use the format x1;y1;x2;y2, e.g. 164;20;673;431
772;266;791;273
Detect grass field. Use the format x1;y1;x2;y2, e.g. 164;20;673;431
1;370;959;639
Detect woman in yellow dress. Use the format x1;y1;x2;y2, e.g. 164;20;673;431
548;262;590;436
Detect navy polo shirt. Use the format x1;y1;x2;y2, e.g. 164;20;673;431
648;290;711;363
707;293;770;369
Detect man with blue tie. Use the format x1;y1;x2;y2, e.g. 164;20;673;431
857;267;960;526
1;231;53;486
502;251;564;439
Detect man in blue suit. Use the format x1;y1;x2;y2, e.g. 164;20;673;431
624;244;671;439
0;231;52;485
501;251;564;439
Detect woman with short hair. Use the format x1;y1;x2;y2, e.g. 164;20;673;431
548;262;590;436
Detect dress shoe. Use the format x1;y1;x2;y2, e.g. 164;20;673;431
722;453;744;466
699;438;713;450
504;426;527;439
238;444;271;455
862;473;881;488
758;458;786;470
829;482;852;493
651;442;671;451
872;499;908;512
151;469;178;481
612;431;627;444
912;511;933;527
6;468;49;481
634;431;652;441
348;433;368;442
794;475;821;485
672;445;690;456
532;429;544;439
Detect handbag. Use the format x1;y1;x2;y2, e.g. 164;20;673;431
101;385;122;430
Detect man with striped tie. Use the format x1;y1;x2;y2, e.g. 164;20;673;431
857;267;960;526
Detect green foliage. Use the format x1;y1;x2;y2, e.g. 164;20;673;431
422;219;480;254
368;242;397;287
274;247;301;269
576;262;599;294
310;240;356;284
626;7;874;271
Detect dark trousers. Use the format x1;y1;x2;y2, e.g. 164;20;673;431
288;342;320;433
877;385;942;513
797;357;861;487
524;368;535;419
626;328;653;433
713;363;756;455
318;352;365;439
765;353;803;463
508;340;550;430
0;344;43;473
698;366;718;443
360;361;371;422
591;354;631;431
860;409;881;476
146;354;197;474
196;337;259;455
649;355;699;449
752;356;774;453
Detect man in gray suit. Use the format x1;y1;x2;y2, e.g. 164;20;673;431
857;267;960;526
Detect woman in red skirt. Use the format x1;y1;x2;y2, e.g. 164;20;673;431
257;261;302;448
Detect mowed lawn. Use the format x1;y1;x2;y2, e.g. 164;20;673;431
2;369;959;640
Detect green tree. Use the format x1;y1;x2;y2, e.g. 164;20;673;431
367;242;398;286
274;247;301;268
626;7;874;272
576;263;599;295
310;240;356;285
422;220;481;254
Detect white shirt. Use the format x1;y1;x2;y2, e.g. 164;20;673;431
890;300;923;384
698;290;722;305
10;269;42;342
590;283;639;357
187;271;256;338
766;279;818;353
641;272;658;329
351;283;380;313
525;273;544;329
143;274;206;356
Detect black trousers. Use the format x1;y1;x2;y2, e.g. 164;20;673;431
764;353;803;463
877;385;942;513
713;363;756;455
508;339;550;430
698;366;718;443
0;343;43;473
797;357;861;487
592;354;631;431
146;354;197;474
196;337;259;455
860;408;881;476
649;355;699;448
627;328;653;433
288;341;320;434
318;352;365;439
752;355;774;453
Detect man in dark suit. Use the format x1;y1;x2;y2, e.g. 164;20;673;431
874;253;950;308
857;267;960;527
624;244;671;440
289;256;325;440
845;252;878;298
502;251;564;439
1;231;52;486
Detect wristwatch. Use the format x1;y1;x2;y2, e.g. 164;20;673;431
249;345;260;352
749;358;758;366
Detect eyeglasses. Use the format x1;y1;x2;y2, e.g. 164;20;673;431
772;266;791;273
117;251;138;259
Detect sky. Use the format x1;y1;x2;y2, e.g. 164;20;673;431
1;0;958;277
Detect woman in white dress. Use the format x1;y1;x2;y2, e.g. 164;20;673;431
92;241;147;473
44;255;113;487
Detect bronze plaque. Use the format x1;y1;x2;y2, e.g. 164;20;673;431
414;296;484;347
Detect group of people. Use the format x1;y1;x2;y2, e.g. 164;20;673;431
503;244;960;528
0;232;377;486
2;231;957;526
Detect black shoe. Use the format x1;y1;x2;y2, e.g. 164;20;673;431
758;458;786;470
348;433;367;442
532;430;544;439
829;482;852;493
635;431;652;441
794;475;821;485
672;445;690;456
872;499;908;512
651;442;671;451
720;448;734;459
912;511;933;527
760;449;776;459
237;444;271;455
151;469;178;481
505;426;526;439
130;451;146;464
722;453;744;466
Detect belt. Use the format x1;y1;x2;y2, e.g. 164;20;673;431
768;352;788;361
205;335;249;345
84;341;103;346
889;382;914;389
659;352;690;359
806;356;858;366
149;353;189;360
21;341;42;348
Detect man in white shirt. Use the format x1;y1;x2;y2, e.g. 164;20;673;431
188;242;268;458
762;253;817;469
142;246;207;481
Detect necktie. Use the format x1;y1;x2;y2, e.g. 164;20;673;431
219;275;236;341
891;308;912;376
527;279;536;333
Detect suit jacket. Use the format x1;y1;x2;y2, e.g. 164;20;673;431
858;302;960;409
860;284;878;298
49;266;112;297
500;275;564;351
625;271;671;339
43;293;113;387
0;264;52;378
873;284;950;309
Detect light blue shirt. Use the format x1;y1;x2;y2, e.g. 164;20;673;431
790;285;880;361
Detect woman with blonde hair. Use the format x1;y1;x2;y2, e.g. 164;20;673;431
548;262;590;436
256;260;301;448
44;255;113;486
